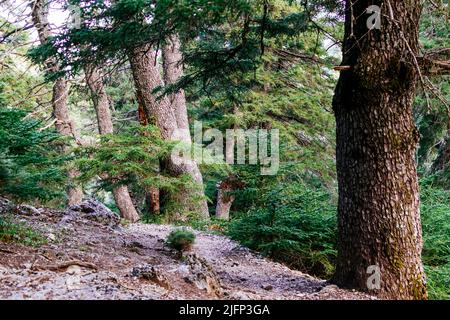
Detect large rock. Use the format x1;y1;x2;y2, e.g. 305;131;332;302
15;204;41;216
181;253;222;297
0;197;12;214
132;265;169;289
69;199;120;226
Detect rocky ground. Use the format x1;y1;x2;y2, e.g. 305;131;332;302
0;199;375;300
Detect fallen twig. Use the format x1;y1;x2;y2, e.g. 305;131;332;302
0;248;16;254
31;260;98;271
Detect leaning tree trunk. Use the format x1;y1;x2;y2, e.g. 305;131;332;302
332;0;427;299
128;44;209;220
31;0;82;206
84;65;140;223
162;36;210;219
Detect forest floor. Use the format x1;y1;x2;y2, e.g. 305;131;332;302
0;202;375;300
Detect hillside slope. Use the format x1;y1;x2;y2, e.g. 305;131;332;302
0;201;374;300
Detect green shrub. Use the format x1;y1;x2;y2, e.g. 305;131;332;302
229;182;337;278
166;228;196;252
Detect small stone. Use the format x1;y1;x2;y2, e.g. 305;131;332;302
262;284;273;291
228;291;251;300
132;265;170;289
66;267;82;290
23;263;32;270
47;233;56;242
66;265;82;275
16;204;40;215
320;284;339;293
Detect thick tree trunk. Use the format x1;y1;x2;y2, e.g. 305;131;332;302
332;0;427;299
84;65;140;222
128;44;209;220
31;0;82;206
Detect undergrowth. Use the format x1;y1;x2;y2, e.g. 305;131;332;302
0;215;47;247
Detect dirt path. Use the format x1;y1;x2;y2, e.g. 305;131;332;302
0;205;374;300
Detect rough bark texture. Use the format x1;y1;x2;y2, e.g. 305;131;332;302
111;185;140;223
144;187;161;214
162;35;190;130
84;66;114;135
332;0;427;299
31;0;82;206
138;101;160;215
84;65;140;222
128;44;209;220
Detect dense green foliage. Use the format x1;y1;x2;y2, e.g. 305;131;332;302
0;107;66;202
229;181;337;278
227;179;450;299
75;125;175;190
420;178;450;300
74;125;205;217
414;1;450;186
0;16;65;204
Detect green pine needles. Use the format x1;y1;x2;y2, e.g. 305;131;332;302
0;106;67;203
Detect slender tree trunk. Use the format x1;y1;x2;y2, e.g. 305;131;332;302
84;65;140;222
215;180;235;220
162;35;190;130
128;44;209;220
31;0;82;206
162;36;210;219
215;104;239;220
332;0;427;299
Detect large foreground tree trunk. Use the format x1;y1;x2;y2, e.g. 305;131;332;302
128;44;209;220
84;65;140;223
332;0;427;299
31;0;82;206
